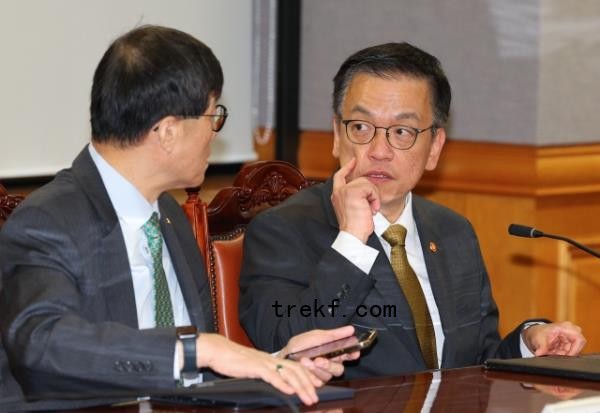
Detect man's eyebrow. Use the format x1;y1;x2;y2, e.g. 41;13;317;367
348;105;421;123
394;112;420;122
348;104;372;117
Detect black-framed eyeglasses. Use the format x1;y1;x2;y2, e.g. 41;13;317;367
341;119;435;150
152;104;228;132
196;104;228;132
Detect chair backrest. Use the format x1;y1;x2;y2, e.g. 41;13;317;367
182;160;312;346
0;183;25;229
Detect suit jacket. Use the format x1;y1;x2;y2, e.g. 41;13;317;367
240;179;526;379
0;147;214;397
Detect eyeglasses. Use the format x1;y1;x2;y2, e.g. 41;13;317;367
152;104;228;132
341;119;435;150
196;104;228;132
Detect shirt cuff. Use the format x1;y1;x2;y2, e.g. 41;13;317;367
331;231;379;275
174;345;180;380
519;321;546;357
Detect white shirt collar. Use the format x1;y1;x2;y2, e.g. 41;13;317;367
88;143;158;227
373;192;417;242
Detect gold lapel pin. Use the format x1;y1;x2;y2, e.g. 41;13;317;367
165;217;172;224
429;241;438;253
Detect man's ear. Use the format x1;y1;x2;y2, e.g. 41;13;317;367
425;127;446;171
153;116;179;153
332;117;341;159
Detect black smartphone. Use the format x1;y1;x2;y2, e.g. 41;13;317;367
286;329;377;361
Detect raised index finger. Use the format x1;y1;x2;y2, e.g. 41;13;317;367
333;157;356;190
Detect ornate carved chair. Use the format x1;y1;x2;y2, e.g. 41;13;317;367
182;161;313;346
0;183;25;228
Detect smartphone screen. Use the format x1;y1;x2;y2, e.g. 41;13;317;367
286;329;377;361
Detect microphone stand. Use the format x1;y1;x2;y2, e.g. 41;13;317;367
541;232;600;259
508;223;600;259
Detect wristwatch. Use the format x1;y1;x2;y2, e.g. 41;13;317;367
176;326;198;378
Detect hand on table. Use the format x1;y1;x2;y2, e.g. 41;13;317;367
194;333;322;405
522;321;586;356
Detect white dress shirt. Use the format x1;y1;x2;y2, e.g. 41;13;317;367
89;144;195;381
332;192;445;366
332;191;534;368
89;144;191;329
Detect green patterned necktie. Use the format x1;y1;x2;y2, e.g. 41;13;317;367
382;224;438;370
142;212;175;327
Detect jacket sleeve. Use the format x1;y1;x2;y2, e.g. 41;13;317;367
0;204;177;397
239;210;375;352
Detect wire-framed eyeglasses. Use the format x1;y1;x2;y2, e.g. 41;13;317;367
196;104;228;132
341;119;435;150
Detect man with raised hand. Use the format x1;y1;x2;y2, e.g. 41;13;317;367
240;42;586;378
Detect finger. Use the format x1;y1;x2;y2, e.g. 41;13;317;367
313;358;344;377
534;342;550;356
333;157;356;189
307;364;333;383
542;334;570;356
310;357;330;372
284;360;321;395
555;335;572;354
366;186;381;214
281;364;319;404
568;336;586;356
289;326;357;354
266;364;315;406
302;364;324;389
315;325;355;345
328;325;355;339
261;368;296;396
329;349;360;363
570;337;587;356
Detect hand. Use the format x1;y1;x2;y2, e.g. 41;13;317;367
195;333;321;405
279;326;360;383
522;321;586;356
331;158;380;243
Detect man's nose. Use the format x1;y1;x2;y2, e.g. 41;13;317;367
368;128;394;159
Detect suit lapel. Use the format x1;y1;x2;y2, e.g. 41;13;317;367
71;147;139;328
413;196;457;366
158;200;213;332
97;225;139;328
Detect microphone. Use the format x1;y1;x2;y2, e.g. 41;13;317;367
508;223;600;259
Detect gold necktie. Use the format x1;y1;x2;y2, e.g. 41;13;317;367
382;224;438;369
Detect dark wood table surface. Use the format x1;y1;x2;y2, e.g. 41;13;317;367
36;365;596;413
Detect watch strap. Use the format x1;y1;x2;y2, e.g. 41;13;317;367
177;326;198;375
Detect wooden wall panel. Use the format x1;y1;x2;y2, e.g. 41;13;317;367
298;130;338;179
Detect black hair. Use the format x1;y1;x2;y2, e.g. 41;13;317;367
90;25;223;145
332;42;451;127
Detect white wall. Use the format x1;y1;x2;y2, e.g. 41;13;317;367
0;0;256;179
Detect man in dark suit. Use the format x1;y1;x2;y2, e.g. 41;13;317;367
239;42;586;379
0;25;356;407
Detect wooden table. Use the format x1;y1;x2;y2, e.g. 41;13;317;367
6;366;600;412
